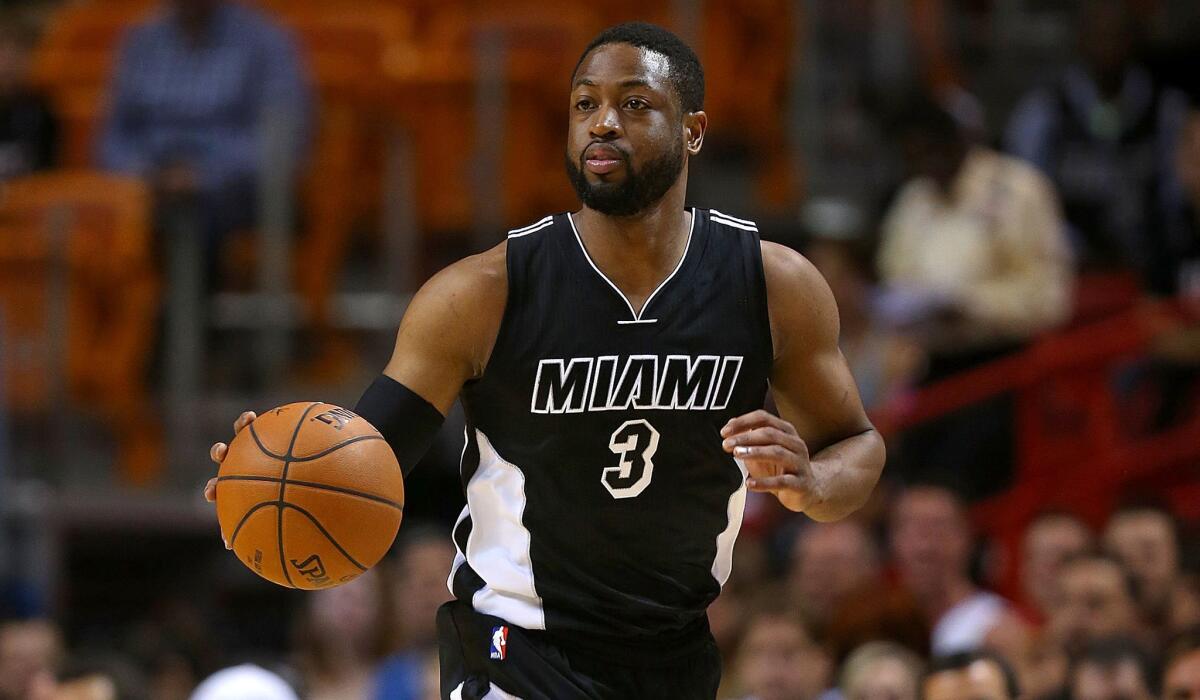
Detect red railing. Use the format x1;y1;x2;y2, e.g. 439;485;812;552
872;295;1200;600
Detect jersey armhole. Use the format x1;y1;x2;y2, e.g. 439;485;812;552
472;235;522;384
747;234;776;368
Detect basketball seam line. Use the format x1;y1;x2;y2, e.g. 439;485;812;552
217;475;404;511
283;503;369;572
289;434;386;462
249;424;286;460
230;501;276;548
277;402;322;588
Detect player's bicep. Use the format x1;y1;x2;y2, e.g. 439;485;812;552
382;247;507;414
762;242;874;452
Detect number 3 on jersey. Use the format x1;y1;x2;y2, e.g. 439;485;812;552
603;419;660;499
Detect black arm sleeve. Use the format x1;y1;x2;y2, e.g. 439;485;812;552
353;375;445;477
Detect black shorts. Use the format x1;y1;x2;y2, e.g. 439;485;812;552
436;601;722;700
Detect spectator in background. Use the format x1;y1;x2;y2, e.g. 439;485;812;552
731;606;832;700
0;14;56;183
802;198;922;412
922;651;1019;700
375;528;453;700
1021;511;1094;625
1164;628;1200;700
295;569;394;700
1049;553;1146;657
1005;0;1189;292
1068;637;1157;700
786;520;882;640
878;97;1072;499
53;653;149;700
0;616;60;700
837;641;923;700
96;0;310;289
1104;504;1200;642
889;484;1028;657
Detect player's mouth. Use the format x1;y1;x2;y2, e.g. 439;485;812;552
584;145;626;175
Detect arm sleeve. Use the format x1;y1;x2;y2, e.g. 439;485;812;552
353;375;445;477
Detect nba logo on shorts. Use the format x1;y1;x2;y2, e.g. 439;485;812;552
489;626;508;660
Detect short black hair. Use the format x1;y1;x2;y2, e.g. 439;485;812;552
925;651;1019;699
1071;636;1160;696
573;22;705;113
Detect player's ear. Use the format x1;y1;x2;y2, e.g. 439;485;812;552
684;111;707;156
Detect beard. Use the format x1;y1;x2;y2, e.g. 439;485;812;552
565;140;684;217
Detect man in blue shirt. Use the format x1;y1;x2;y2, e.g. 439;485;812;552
97;0;311;286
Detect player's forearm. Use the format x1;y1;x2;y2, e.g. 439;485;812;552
796;428;885;521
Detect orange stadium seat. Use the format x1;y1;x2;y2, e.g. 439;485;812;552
0;170;160;485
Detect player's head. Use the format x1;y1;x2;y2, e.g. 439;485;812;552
566;22;707;217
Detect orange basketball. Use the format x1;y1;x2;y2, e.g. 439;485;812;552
215;402;404;589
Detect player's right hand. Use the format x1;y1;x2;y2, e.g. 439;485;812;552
203;411;257;503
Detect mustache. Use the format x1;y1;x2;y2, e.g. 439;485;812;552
581;142;630;164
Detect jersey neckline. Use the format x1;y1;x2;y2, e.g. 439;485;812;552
565;208;699;325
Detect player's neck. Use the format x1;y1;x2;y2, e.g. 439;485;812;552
574;181;690;263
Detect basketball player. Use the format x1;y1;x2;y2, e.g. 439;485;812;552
205;23;885;699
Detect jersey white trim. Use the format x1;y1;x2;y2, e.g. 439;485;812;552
711;458;749;586
450;682;524;700
709;215;758;232
566;209;696;324
507;218;554;238
507;215;553;235
709;209;756;226
464;429;545;630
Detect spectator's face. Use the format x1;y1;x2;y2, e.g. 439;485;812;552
789;521;879;626
890;488;970;599
846;657;919;700
735;616;830;700
1022;516;1092;616
394;539;454;648
1165;649;1200;700
0;620;60;700
1052;560;1138;653
309;570;380;653
923;660;1011;700
1070;659;1152;700
1103;512;1178;615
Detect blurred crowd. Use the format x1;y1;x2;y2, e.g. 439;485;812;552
1;0;1200;698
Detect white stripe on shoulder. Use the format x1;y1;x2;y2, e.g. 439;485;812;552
507;219;554;238
710;216;758;232
507;215;554;236
710;209;756;226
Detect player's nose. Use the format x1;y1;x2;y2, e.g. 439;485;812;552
588;104;622;140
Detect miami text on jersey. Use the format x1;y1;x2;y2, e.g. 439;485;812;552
531;355;744;414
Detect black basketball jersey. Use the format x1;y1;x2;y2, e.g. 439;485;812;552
451;208;772;661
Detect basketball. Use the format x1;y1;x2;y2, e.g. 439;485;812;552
215;401;404;589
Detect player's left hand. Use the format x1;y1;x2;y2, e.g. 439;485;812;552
721;410;820;513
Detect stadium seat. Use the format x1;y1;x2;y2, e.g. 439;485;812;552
0;170;160;485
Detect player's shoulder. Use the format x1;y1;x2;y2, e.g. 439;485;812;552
420;240;508;303
759;240;839;356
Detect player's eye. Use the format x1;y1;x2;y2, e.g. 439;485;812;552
574;98;596;111
624;98;648;110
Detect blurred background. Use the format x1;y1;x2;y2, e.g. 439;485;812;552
0;0;1199;698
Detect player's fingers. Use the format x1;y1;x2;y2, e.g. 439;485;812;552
722;426;804;453
233;411;257;434
731;444;794;462
210;442;227;465
746;474;806;492
203;477;217;502
720;409;792;438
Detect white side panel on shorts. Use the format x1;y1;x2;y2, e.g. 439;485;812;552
447;505;469;595
450;681;525;700
464;429;546;630
711;458;749;586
